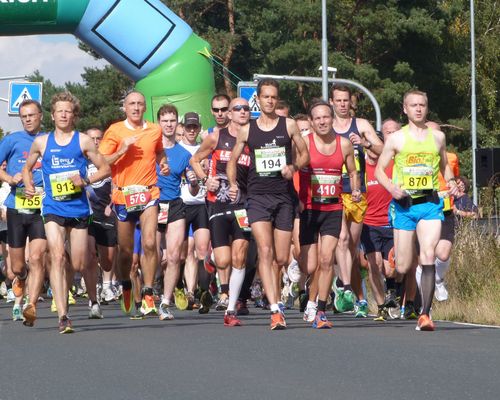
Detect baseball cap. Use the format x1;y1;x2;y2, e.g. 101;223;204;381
184;112;200;127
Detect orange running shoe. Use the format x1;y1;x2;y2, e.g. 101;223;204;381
270;311;287;330
141;294;157;315
416;314;435;331
312;311;333;329
224;312;242;327
22;304;37;327
120;288;134;315
12;276;26;297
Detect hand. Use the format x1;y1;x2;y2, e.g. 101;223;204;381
118;136;137;156
186;170;198;186
389;183;407;200
447;180;460;197
281;164;295;180
159;162;170;176
23;183;36;198
228;184;239;202
349;133;362;146
70;174;86;188
206;176;220;192
351;189;362;202
104;204;112;217
9;173;23;186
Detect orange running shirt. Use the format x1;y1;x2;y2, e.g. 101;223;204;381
99;120;162;204
438;151;460;210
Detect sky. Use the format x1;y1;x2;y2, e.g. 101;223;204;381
0;34;108;133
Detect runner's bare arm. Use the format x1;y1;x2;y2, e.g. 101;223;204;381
358;118;384;155
342;137;361;201
21;136;45;197
100;133;137;166
288;119;309;170
227;124;249;188
79;134;111;186
375;132;406;199
190;132;218;180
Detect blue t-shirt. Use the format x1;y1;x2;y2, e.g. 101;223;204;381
156;143;192;201
0;130;44;209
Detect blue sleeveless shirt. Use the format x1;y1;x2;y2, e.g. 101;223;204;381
41;131;91;218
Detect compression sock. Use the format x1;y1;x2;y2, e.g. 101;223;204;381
435;257;450;282
420;264;436;315
197;259;211;291
228;267;245;312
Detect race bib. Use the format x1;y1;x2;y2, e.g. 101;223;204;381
255;147;286;177
49;170;81;201
311;174;341;204
15;187;43;213
402;166;433;190
123;185;152;212
158;202;170;224
234;209;251;232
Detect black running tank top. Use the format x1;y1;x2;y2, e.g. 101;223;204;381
247;116;292;194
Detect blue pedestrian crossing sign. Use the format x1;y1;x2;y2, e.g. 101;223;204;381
237;81;260;119
8;81;43;115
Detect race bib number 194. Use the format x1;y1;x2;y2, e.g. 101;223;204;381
255;147;286;177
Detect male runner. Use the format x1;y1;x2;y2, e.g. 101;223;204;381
191;98;252;327
23;92;110;333
375;90;459;331
299;100;360;329
155;104;198;320
99;91;168;319
228;79;309;330
0;100;46;326
330;85;383;317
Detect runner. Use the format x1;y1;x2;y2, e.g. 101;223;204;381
375;90;459;331
155;104;199;321
227;78;309;330
22;92;110;333
0;100;47;326
98;90;168;319
299;100;360;329
330;85;383;317
191;98;252;327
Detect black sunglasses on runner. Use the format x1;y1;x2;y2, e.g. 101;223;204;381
212;107;229;113
232;105;250;112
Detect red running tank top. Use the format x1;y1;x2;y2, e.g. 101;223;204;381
299;134;344;211
364;160;393;226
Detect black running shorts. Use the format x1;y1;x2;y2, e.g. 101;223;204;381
299;209;343;245
7;208;46;247
360;224;394;259
246;193;294;232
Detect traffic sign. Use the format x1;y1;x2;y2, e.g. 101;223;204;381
237;81;260;119
8;81;43;115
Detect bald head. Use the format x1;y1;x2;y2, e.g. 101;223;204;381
228;97;250;126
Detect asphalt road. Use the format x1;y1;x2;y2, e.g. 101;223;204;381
1;299;499;400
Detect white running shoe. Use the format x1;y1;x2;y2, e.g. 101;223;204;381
287;259;302;283
303;305;317;323
88;303;104;319
101;286;115;303
434;280;449;301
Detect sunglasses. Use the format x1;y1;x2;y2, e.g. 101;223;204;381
232;105;250;112
212;107;229;113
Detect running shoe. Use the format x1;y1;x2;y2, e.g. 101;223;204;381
416;314;435;331
354;299;368;318
403;303;419;320
199;290;213;314
6;288;16;303
120;288;134;315
12;276;26;297
88;303;103;319
343;290;355;312
299;292;308;313
236;299;250;316
186;292;196;310
434;280;449;302
58;315;74;334
270;311;286;330
141;294;157;316
287;259;302;283
159;303;174;321
278;301;286;315
22;304;36;327
312;311;333;329
215;294;229;311
374;307;388;322
101;286;115;303
51;298;57;313
0;281;7;298
224;312;242;327
68;291;76;305
174;288;188;310
12;304;23;321
387;305;401;320
130;307;145;320
384;290;399;308
303;305;317;323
